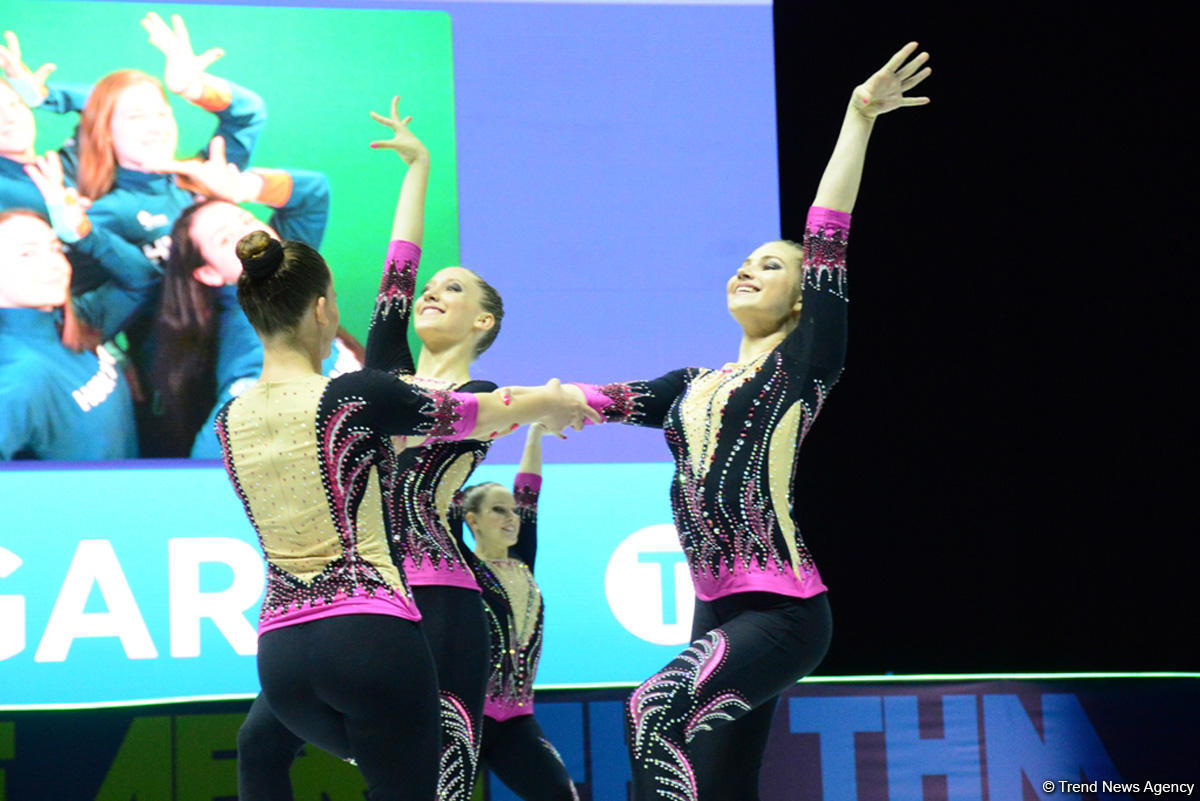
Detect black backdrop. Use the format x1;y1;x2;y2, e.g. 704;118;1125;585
772;2;1194;674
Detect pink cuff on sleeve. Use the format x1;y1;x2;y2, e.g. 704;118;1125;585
807;206;852;232
513;472;542;494
387;239;422;267
568;383;611;424
441;391;479;440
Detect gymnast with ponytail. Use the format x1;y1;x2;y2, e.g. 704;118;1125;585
459;423;578;801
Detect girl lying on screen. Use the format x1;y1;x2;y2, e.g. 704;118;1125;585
152;191;362;458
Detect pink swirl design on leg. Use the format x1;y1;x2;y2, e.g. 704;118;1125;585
437;692;479;801
683;691;752;743
688;630;728;693
627;666;690;758
648;736;698;801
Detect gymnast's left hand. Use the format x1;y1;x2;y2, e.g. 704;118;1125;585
852;42;932;119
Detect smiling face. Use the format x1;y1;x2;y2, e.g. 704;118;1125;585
109;81;178;171
726;240;805;332
413;266;493;348
0;214;71;309
188;202;276;287
0;81;35;159
467;486;520;552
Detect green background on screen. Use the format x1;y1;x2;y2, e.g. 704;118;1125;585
8;0;459;348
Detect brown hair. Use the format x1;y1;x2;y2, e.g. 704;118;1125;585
469;272;504;357
76;70;166;199
461;482;506;532
235;231;331;336
0;208;101;353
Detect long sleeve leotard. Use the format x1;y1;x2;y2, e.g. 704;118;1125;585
364;240;496;592
214;369;480;632
576;207;849;602
459;473;546;721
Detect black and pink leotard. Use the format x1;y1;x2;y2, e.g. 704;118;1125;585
575;206;849;603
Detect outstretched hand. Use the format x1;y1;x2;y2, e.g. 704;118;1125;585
537;379;602;439
852;42;932;119
369;96;429;166
24;151;89;243
0;30;56;107
154;136;261;202
141;12;224;97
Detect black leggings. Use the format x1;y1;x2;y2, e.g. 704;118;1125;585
625;591;832;801
480;715;578;801
239;614;440;801
412;585;491;801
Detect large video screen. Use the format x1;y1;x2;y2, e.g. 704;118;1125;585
0;0;781;707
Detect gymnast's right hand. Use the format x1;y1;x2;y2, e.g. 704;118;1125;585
535;378;602;438
369;95;429;166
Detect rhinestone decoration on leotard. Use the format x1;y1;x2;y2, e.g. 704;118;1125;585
214;370;463;626
476;479;545;719
370;249;417;325
587;207;851;602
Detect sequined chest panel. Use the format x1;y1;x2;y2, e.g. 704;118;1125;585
392;375;496;585
479;559;544;712
664;351;822;592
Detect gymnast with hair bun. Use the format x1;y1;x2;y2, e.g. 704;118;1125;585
222;103;599;801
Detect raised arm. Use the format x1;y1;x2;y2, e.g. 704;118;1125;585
510;423;549;568
141;12;265;169
813;42;931;213
781;44;931;384
362;97;431;372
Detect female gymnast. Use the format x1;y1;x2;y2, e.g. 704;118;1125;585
365;99;516;799
560;43;933;799
461;423;577;801
0;207;135;459
235;98;508;799
219;221;596;800
226;100;600;801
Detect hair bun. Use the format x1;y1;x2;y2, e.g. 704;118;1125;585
237;231;284;280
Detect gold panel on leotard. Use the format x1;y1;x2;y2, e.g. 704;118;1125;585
767;400;806;579
223;375;403;590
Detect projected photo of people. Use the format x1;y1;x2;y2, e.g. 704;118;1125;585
1;1;459;460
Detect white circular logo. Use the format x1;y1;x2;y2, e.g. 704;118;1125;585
604;524;695;645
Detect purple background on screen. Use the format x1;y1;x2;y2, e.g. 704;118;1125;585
90;0;782;463
447;3;781;464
